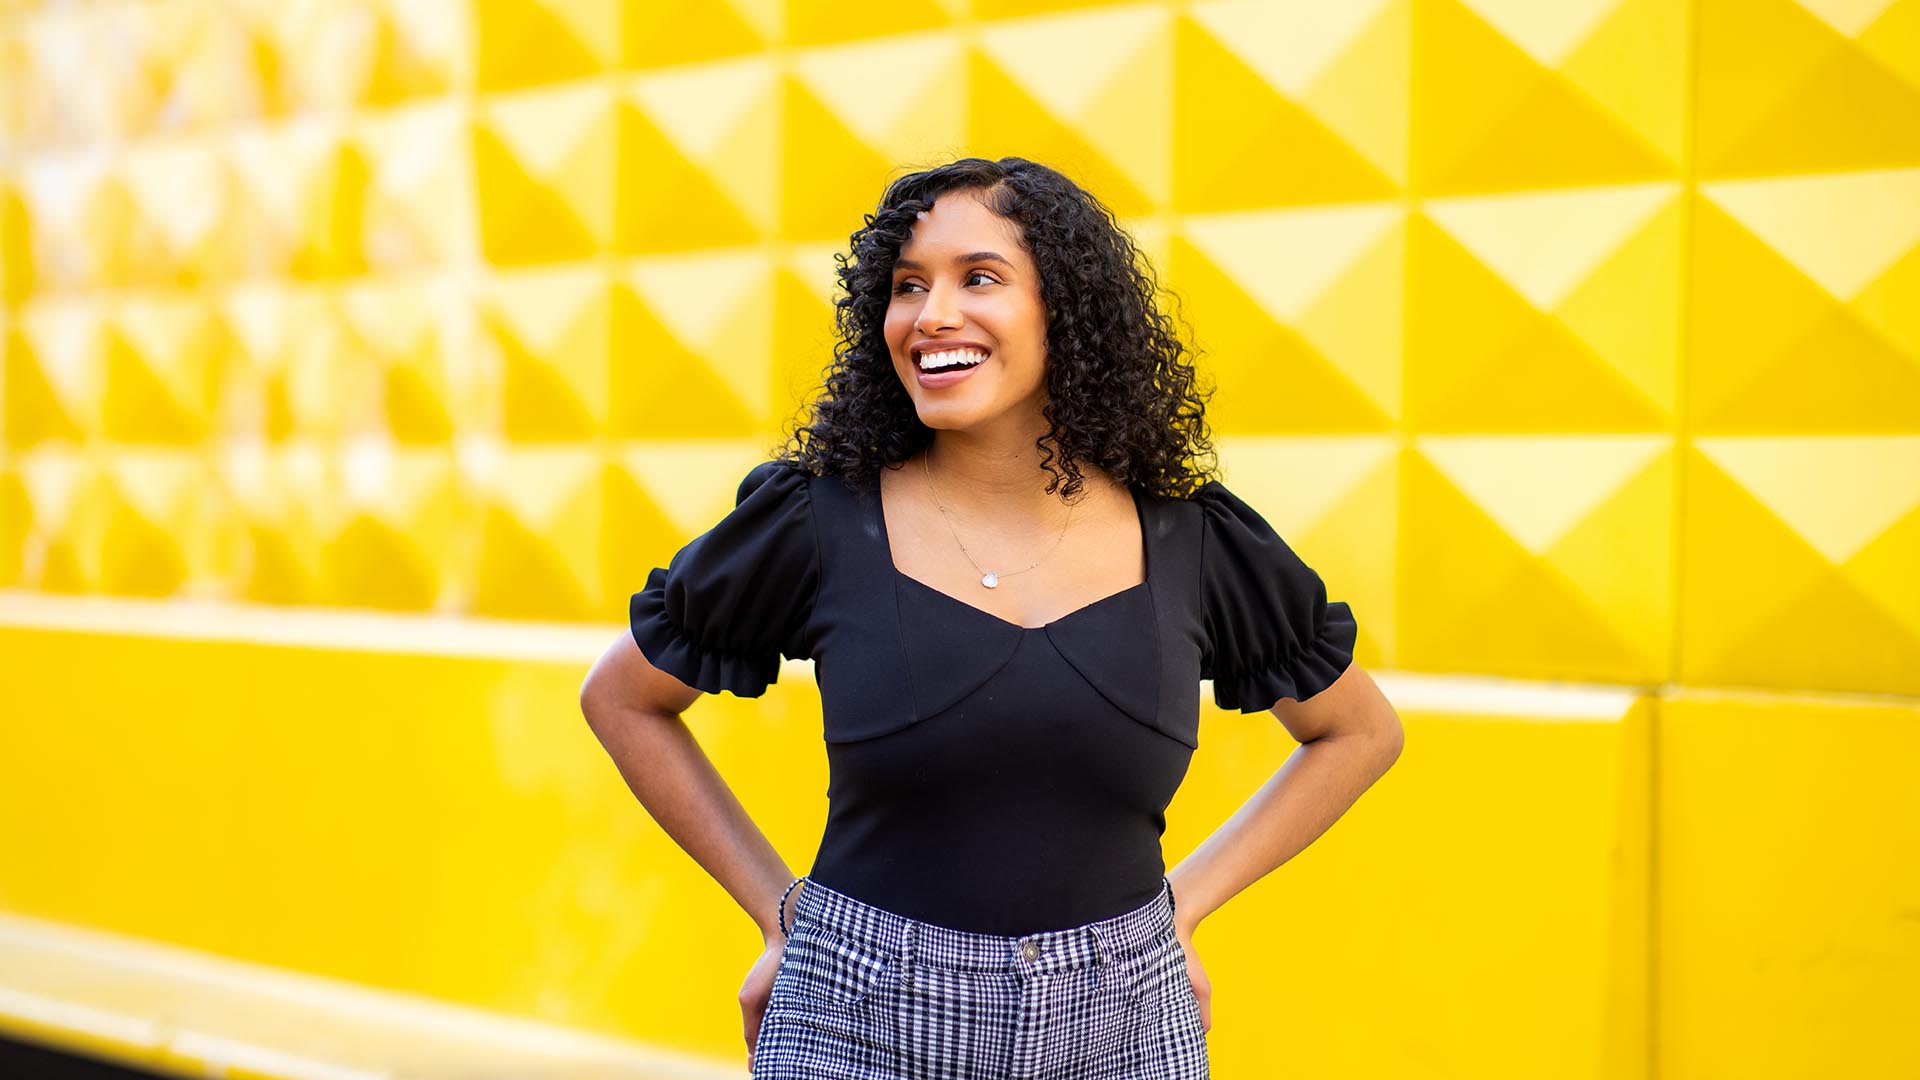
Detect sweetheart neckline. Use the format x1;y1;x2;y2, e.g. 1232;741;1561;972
874;476;1152;633
893;570;1150;632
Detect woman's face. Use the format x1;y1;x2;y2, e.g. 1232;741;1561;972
884;189;1049;434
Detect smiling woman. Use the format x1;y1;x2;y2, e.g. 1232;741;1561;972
581;155;1400;1080
884;191;1052;428
792;156;1217;505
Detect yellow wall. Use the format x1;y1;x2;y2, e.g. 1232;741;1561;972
1;0;1916;1077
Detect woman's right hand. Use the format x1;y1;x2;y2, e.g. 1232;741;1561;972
741;933;786;1071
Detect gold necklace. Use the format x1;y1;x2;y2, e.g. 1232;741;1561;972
922;451;1074;589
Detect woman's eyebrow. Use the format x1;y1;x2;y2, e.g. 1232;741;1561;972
894;251;1015;271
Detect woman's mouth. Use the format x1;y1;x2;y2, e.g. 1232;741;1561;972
914;346;989;388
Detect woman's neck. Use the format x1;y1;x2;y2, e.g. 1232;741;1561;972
917;430;1106;518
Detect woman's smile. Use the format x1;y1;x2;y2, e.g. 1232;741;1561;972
914;344;991;388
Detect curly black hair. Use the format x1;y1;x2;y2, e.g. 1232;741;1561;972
771;155;1220;503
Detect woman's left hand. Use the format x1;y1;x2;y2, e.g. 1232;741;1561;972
1173;920;1212;1033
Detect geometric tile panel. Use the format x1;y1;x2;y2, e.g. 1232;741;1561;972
0;0;1915;696
1412;183;1682;431
1692;171;1920;431
1404;435;1675;684
1695;0;1920;177
1682;437;1920;697
1172;204;1405;433
1412;0;1687;194
1176;3;1408;208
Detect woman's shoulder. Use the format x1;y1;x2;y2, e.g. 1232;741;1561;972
1178;475;1359;711
1128;474;1236;534
737;456;812;496
626;456;821;697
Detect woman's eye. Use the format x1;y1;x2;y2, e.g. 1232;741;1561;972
892;271;997;295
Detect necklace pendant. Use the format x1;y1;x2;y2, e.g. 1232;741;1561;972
981;571;999;589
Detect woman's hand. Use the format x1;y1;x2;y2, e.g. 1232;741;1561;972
741;934;785;1070
1174;920;1212;1033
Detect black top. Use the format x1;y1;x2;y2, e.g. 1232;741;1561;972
629;459;1357;935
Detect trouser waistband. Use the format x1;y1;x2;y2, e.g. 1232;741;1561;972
779;875;1177;976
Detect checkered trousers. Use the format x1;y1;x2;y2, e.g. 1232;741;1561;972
751;875;1209;1080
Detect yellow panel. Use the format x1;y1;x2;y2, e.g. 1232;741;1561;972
1692;177;1920;430
770;247;841;423
1658;691;1920;1080
616;256;769;433
967;48;1156;217
355;0;461;107
473;0;615;91
1405;438;1675;682
788;34;971;186
469;446;600;619
613;87;767;252
1170;207;1403;432
1174;8;1404;209
219;442;334;605
1409;195;1678;431
975;7;1173;208
776;75;901;241
336;278;463;443
354;104;470;271
0;30;24;148
1696;0;1920;175
1682;438;1920;696
0;175;34;300
14;446;108;592
783;0;950;45
101;294;229;445
101;0;236;139
97;449;225;596
622;0;768;68
0;458;23;587
118;139;242;287
475;85;618;265
319;445;466;610
1412;0;1682;192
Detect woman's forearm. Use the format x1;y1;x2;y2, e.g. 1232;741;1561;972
581;696;795;943
1167;724;1402;935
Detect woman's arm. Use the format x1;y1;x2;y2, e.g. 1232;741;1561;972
1163;661;1400;1031
578;631;798;945
1167;660;1403;935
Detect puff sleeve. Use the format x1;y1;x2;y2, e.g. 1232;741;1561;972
628;459;819;698
1197;480;1358;712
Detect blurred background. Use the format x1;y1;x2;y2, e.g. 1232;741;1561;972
1;0;1916;1077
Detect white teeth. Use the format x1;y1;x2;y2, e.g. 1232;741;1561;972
918;348;987;371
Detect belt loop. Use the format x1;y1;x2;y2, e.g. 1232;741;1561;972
777;875;805;936
1092;925;1108;989
901;921;916;988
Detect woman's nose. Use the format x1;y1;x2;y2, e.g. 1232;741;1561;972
914;280;963;333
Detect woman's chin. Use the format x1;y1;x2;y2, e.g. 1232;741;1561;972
914;403;982;430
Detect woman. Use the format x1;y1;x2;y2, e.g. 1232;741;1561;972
579;156;1403;1079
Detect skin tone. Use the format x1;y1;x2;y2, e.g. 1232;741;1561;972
577;187;1404;1068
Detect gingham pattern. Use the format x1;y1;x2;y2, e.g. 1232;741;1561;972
752;876;1208;1079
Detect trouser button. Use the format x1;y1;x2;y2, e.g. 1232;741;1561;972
1021;940;1041;961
